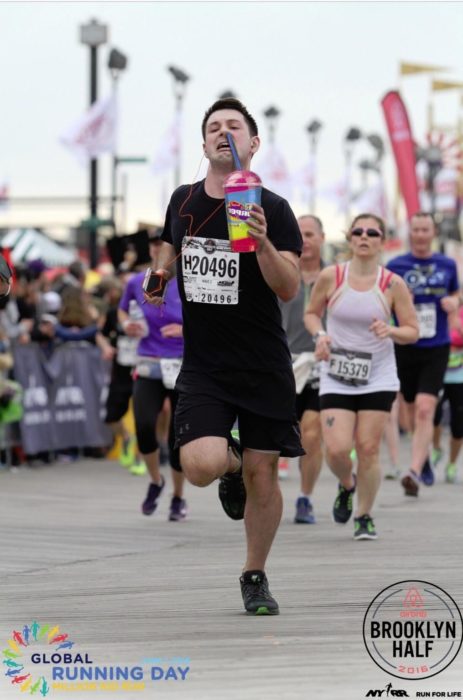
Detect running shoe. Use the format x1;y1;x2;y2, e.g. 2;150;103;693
239;570;279;615
141;477;165;515
130;460;147;476
120;436;136;468
384;465;401;480
445;462;457;484
431;447;443;468
168;496;188;521
353;514;378;541
294;496;316;524
218;440;246;520
333;476;356;524
421;457;435;486
401;470;420;497
278;457;290;481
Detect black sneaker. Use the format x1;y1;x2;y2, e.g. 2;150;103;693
141;477;165;516
168;496;187;521
333;475;356;524
239;570;279;615
401;470;420;497
353;514;378;540
218;441;246;520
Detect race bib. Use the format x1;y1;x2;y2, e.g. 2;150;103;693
182;237;239;304
328;348;372;386
116;336;139;367
416;303;437;339
135;358;162;380
160;358;182;389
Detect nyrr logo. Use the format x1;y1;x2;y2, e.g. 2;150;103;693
366;683;409;697
363;580;463;681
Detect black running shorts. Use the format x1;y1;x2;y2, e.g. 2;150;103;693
174;390;304;458
295;384;320;419
105;363;133;424
395;344;450;403
319;391;397;413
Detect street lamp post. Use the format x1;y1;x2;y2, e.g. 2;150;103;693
218;90;237;99
80;18;108;268
108;48;128;230
167;65;190;188
263;105;281;145
344;126;362;225
306;119;323;214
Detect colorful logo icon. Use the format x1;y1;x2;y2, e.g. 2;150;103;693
3;622;75;696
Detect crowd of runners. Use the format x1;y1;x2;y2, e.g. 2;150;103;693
2;97;462;617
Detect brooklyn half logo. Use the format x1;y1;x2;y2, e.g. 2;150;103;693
363;580;463;680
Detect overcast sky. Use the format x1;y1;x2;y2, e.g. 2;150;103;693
2;1;463;239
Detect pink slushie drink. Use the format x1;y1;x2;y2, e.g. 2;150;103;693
223;170;262;253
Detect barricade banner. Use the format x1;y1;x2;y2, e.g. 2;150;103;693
13;343;111;454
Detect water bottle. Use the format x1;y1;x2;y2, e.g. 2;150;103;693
128;300;149;338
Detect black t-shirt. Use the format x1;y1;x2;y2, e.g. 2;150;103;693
162;180;302;374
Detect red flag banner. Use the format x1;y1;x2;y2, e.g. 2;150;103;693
381;91;420;219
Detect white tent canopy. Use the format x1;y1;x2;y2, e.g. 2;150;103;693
1;228;75;267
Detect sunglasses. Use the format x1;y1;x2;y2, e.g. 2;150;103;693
350;227;383;239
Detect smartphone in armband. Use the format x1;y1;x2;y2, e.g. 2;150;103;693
143;269;168;300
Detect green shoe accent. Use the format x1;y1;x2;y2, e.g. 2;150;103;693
445;463;457;484
431;447;443;467
120;436;136;468
350;448;357;462
129;461;147;476
231;429;240;443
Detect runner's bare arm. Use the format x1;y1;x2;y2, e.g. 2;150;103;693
304;267;334;335
143;241;177;306
305;267;335;360
153;241;177;280
441;291;460;314
247;204;300;301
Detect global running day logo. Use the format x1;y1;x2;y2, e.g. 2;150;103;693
363;581;463;680
3;622;190;695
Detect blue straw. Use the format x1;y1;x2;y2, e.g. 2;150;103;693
226;133;243;170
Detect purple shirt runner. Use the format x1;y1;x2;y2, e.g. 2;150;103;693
119;271;183;358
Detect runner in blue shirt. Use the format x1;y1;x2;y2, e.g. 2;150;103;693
387;212;460;497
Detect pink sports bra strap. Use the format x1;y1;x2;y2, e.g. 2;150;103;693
379;267;393;293
335;264;347;290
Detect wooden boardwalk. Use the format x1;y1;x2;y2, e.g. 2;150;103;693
1;437;462;699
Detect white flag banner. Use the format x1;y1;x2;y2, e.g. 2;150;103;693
151;113;181;175
353;179;388;220
292;158;315;205
255;145;292;200
319;171;350;214
60;95;117;165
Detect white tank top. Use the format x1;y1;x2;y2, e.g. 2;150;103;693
319;262;400;395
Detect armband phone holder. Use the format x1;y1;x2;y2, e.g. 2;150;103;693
143;269;168;300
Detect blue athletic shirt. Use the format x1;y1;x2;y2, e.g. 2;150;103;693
387;252;459;348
